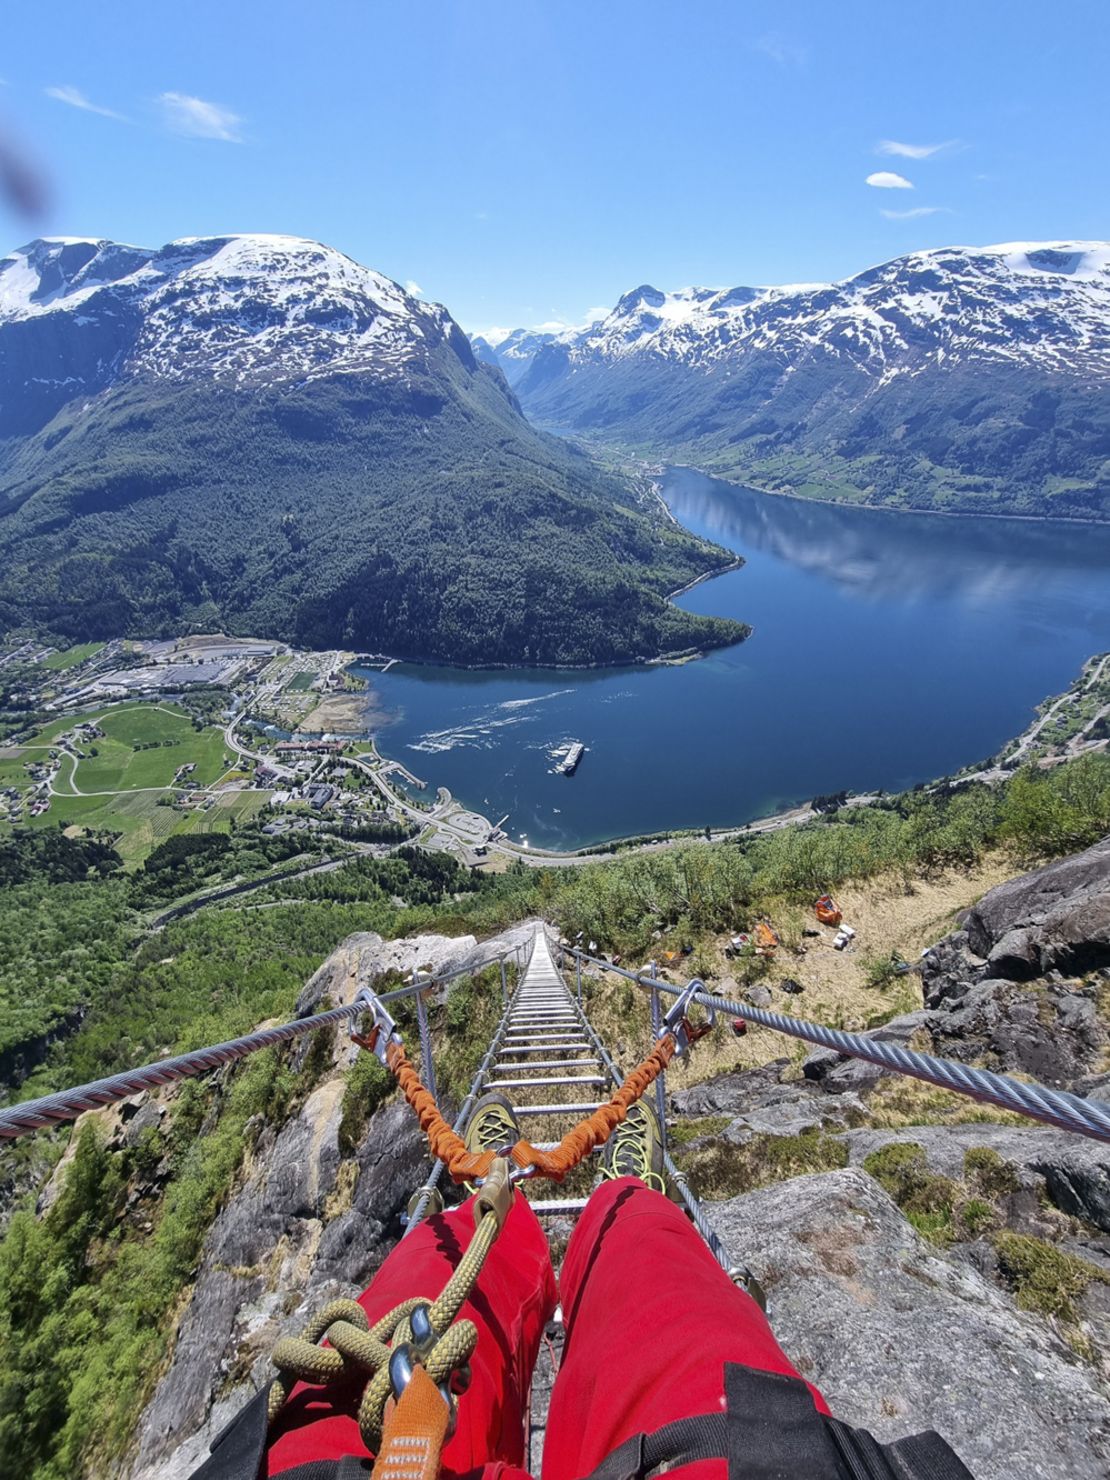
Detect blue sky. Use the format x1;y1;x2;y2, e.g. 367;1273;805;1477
1;0;1107;336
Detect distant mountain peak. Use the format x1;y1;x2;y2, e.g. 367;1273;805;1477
513;239;1110;381
615;284;666;315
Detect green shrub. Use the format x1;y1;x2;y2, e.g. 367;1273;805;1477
338;1051;392;1155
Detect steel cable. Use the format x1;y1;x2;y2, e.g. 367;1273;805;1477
563;948;1110;1145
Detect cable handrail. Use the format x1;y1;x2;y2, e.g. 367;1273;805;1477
558;943;1110;1145
0;942;527;1142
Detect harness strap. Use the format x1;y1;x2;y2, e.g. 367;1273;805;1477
277;1462;371;1479
189;1379;272;1479
582;1413;729;1480
580;1364;975;1480
370;1367;450;1480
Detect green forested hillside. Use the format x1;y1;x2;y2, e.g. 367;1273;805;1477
0;363;745;666
522;353;1110;521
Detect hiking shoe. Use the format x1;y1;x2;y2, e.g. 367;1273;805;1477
464;1092;521;1159
600;1099;666;1191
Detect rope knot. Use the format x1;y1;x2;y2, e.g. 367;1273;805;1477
266;1210;501;1452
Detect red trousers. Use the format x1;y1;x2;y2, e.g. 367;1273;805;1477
267;1179;829;1480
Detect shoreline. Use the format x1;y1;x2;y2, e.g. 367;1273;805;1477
664;460;1110;529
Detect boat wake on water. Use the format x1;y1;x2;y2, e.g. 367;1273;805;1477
407;689;574;753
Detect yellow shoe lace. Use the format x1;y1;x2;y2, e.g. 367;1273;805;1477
600;1113;666;1191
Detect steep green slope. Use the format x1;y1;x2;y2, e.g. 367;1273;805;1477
524;353;1110;520
0;367;744;665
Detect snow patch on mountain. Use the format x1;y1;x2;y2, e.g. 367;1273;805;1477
515;242;1110;388
0;234;447;390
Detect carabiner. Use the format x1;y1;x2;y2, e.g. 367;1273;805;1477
349;985;402;1065
660;979;716;1055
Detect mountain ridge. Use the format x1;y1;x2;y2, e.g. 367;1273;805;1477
0;233;747;665
503;241;1110;521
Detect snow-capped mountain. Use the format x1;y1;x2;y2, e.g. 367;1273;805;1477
0;234;475;433
516;243;1110;520
524;244;1110;380
0;233;738;664
470;326;573;386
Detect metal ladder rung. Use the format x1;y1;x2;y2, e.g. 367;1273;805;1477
529;1197;590;1215
488;1074;605;1089
499;1044;592;1055
510;1021;577;1029
503;1036;592;1047
494;1058;600;1072
511;1101;605;1115
506;1036;592;1047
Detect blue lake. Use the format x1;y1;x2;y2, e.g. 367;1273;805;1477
357;469;1110;850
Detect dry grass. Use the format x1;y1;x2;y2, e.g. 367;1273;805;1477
569;854;1016;1094
852;1076;1030;1130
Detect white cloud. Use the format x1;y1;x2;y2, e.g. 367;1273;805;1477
753;32;808;67
877;139;952;160
45;84;128;122
880;205;951;220
866;171;914;190
404;280;423;297
159;92;243;142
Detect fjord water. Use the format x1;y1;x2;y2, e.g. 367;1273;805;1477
361;469;1110;851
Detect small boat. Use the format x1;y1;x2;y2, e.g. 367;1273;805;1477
815;894;842;927
557;742;585;776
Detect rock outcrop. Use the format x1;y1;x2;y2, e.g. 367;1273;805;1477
961;835;1110;980
711;1169;1110;1480
672;1057;866;1140
800;839;1110;1093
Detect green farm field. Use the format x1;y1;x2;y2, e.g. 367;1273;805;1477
40;641;106;670
27;786;269;867
4;703;269;866
53;706;230;794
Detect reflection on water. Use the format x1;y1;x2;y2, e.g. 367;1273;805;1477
363;469;1110;850
671;474;1110;610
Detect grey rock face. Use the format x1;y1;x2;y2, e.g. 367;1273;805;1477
802;1010;934;1093
672;1059;796;1116
835;1123;1110;1233
708;1169;1110;1479
671;1059;864;1142
295;919;544;1014
963;836;1110;979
